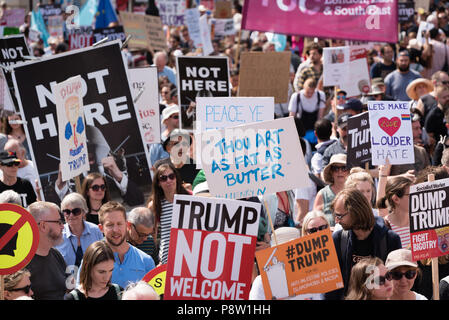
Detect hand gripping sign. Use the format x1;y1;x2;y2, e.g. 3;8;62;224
0;204;39;275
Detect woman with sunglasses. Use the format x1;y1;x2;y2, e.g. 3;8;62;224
345;257;393;300
385;249;427;300
65;240;122;300
81;172;111;225
55;192;103;268
147;161;190;265
313;153;349;228
4;268;34;300
301;210;329;236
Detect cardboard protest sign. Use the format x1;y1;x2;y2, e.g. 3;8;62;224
415;0;430;12
176;56;230;130
368;101;414;166
69;27;94;50
339;48;371;98
55;76;90;181
93;26;126;43
214;1;233;19
11;41;152;206
347;112;371;169
142;15;167;53
196;97;274;132
256;228;343;299
165;195;260;300
198;117;309;199
242;1;398;43
323;46;350;87
409;178;449;261
128;67;161;145
156;0;187;26
238;51;291;104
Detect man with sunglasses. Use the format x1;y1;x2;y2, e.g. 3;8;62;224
27;201;68;300
324;188;402;300
0;150;36;208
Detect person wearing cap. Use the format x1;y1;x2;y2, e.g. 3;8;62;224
249;227;324;300
338;98;364;118
366;78;395;102
384;49;422;101
385;249;427;300
314;153;349;227
322;113;351;167
0;151;36;207
324;188;402;300
370;44;396;80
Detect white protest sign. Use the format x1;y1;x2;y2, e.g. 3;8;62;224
212;18;236;37
199;14;213;56
184;8;202;50
368;101;414;165
55;75;89;181
323;46;350;87
417;21;434;46
197;117;309;199
128;67;161;145
339;47;371;98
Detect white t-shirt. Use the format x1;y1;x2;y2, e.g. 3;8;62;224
288;90;326;119
294;176;317;212
414;291;428;300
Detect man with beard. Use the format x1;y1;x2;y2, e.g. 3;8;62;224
27;201;67;300
321;113;351;167
425;85;449;148
293;43;323;92
384;50;422;101
324;189;402;300
95;201;155;288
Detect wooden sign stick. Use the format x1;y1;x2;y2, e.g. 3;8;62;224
428;173;440;300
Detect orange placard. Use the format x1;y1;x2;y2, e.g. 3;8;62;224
255;228;343;299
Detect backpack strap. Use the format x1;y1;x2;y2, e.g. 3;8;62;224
340;230;349;263
295;92;302;118
316;90;321;109
70;289;80;300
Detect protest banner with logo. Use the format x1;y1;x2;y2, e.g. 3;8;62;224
0;204;39;276
339;48;371;98
347;112;371;169
55;75;90;182
198;117;309;200
256;228;343;299
399;2;415;23
368;101;414;166
242;1;398;43
11;41;152;206
238;51;291;104
128;67;161;146
156;0;187;26
176;56;230;130
93;26;126;43
409;178;449;261
69;27;94;50
164;194;260;300
323;46;350;87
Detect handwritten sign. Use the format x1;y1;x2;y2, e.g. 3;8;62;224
347;112;371;168
55;75;90;181
156;0;187;26
368;101;414;165
256;228;343;299
409;178;449;261
165;195;260;300
198;117;309;199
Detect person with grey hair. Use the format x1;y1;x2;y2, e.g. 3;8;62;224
126;207;158;265
0;189;21;205
55;193;104;268
121;280;159;300
27;201;67;300
152;51;177;86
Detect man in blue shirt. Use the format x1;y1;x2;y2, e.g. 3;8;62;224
153;51;177;86
95;201;155;288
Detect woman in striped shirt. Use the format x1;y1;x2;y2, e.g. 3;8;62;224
147;161;190;265
377;175;414;249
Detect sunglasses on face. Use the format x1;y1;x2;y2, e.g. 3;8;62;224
90;184;106;191
2;161;20;167
170;115;179;120
132;224;151;239
307;224;328;234
373;272;393;286
337;95;346;99
331;165;348;172
441;80;449;86
62;208;83;216
8;285;32;294
159;173;176;182
389;269;417;280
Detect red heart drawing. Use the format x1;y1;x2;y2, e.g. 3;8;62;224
378;117;401;136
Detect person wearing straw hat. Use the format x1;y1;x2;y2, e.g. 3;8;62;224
249;227;324;300
313;153;349;227
385;249;427;300
406;78;434;109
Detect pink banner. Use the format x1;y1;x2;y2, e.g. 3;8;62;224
242;0;398;43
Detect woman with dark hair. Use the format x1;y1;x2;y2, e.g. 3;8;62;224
64;240;122;300
81;172;111;225
147;161;190;264
2;113;31;159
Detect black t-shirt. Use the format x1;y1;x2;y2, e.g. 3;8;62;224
0;177;37;207
27;248;67;300
424;106;446;141
370;62;396;80
351;232;374;266
86;211;99;225
64;284;122;300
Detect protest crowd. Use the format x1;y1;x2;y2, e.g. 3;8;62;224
4;0;449;303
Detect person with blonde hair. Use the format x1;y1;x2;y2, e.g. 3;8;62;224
344;168;378;215
301;210;329;236
3;268;34;300
345;257;393;300
122;281;159;300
